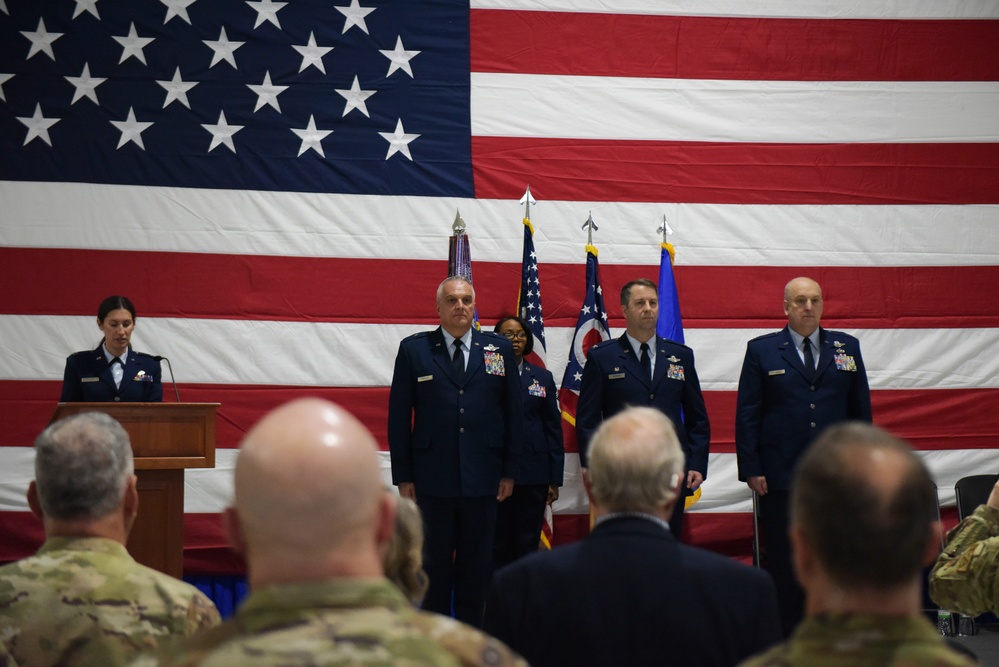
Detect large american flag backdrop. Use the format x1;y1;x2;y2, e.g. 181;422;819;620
1;0;998;571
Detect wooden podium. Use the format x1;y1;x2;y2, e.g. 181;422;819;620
51;403;218;579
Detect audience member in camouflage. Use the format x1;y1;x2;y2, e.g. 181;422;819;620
133;579;521;667
133;398;526;667
0;412;219;666
930;477;999;616
0;537;219;665
739;614;974;667
738;423;976;667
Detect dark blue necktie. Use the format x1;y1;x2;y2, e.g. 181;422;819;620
640;342;651;383
802;338;815;381
452;339;464;378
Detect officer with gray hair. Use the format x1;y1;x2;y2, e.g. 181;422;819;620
0;412;219;666
485;407;780;667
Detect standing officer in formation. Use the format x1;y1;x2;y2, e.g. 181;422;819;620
388;276;524;625
492;315;564;569
736;276;872;635
576;278;710;539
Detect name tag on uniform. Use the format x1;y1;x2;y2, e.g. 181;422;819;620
608;373;626;380
81;377;100;383
418;375;434;382
483;351;506;376
768;369;785;376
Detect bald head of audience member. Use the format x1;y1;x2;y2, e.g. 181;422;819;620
790;422;941;616
585;407;685;520
28;411;139;544
225;398;396;588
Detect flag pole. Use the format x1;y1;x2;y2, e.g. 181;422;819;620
658;213;672;244
520;184;536;223
658;213;675;264
656;213;696;507
582;211;598;248
516;185;547;367
447;208;466;278
448;208;479;329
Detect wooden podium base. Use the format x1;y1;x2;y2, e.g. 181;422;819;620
129;470;185;578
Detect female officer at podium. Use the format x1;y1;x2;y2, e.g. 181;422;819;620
59;295;162;402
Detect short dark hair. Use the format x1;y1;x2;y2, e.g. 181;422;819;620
791;422;938;591
97;295;136;322
620;279;657;307
493;315;534;356
34;412;134;521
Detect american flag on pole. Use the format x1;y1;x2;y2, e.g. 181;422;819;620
517;188;547;368
2;1;998;567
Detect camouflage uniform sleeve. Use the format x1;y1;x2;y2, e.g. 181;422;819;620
186;591;222;633
126;620;246;667
930;504;999;616
410;612;529;667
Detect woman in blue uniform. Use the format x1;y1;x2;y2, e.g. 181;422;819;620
492;315;564;568
59;295;162;402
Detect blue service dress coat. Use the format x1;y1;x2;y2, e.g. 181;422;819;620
516;361;564;486
493;361;565;568
387;327;524;497
483;516;782;667
59;344;162;402
575;334;710;474
735;325;873;491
